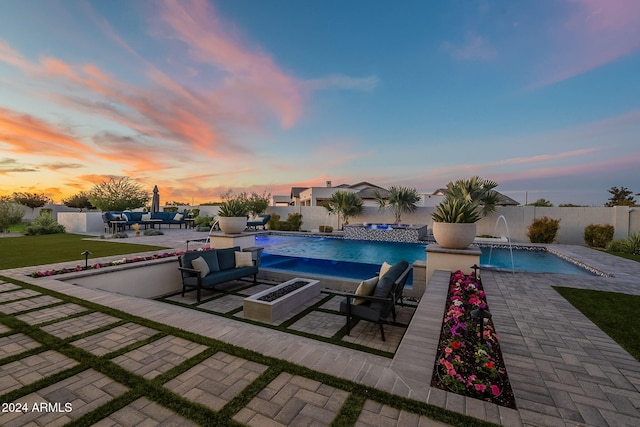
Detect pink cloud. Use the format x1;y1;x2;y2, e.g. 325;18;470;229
534;0;640;87
157;0;304;129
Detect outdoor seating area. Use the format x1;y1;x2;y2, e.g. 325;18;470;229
102;210;188;232
178;246;259;302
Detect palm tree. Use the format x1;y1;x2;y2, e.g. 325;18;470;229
375;186;421;224
325;191;364;228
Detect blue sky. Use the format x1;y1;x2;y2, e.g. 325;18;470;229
1;0;638;206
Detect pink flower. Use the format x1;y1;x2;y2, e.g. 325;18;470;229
491;385;501;396
474;383;486;392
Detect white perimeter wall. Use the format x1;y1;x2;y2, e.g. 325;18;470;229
50;204;640;245
267;205;639;245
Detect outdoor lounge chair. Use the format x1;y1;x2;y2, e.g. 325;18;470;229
247;214;270;230
325;260;411;341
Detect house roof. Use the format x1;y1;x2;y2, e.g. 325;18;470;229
290;187;306;198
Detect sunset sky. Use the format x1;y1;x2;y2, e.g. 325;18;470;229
1;0;639;206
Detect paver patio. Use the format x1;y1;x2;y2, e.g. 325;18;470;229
1;230;640;426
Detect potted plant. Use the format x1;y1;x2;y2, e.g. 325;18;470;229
217;194;250;234
431;177;499;249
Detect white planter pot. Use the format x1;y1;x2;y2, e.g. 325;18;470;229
432;222;476;249
218;217;247;234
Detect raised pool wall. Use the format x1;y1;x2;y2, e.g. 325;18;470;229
55;257;427;300
343;223;428;243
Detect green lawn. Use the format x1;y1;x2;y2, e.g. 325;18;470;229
0;233;169;270
554;287;640;362
605;250;640;263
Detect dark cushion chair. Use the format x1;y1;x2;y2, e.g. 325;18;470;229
337;260;411;341
247;214;271;230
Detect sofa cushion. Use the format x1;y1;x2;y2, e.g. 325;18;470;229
191;256;210;277
235;251;253;268
354;276;378;305
217;246;240;270
200;250;220;272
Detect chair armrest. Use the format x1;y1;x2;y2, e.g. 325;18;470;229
321;289;392;303
178;267;201;276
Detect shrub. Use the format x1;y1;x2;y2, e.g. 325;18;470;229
628;233;640;255
527;216;560;243
0;201;25;232
112;232;128;238
607;238;629;253
584;224;615;248
23;213;65;235
143;229;164;236
607;233;640;255
194;215;215;228
268;213;302;231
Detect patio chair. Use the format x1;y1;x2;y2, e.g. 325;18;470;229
247;214;270;230
325;260;411;341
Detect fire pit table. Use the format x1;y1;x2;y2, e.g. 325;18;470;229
243;277;320;322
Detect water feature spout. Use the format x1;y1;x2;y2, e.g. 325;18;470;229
487;215;514;273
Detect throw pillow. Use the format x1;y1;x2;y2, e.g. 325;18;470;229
353;276;378;305
141;213;151;221
378;261;393;280
191;256;210;277
174;213;183;221
121;213;129;222
235;251;253;268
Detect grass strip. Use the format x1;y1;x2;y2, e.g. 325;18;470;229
0;233;168;270
554;286;640;361
604;250;640;263
1;274;498;427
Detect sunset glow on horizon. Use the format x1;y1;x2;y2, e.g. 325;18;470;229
1;0;639;206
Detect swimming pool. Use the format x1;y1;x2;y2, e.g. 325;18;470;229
256;235;594;278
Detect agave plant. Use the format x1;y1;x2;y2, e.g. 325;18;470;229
217;198;249;217
432;176;500;223
431;199;480;223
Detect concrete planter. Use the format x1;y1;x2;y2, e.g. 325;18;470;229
218;216;247;234
432;222;476;249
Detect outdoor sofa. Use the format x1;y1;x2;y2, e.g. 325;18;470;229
178;246;259;302
102;211;187;231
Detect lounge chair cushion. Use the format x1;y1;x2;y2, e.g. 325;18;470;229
378;262;393;280
354;276;378;305
191;256;210;277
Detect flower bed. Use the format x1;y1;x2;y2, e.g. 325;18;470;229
27;248;212;277
430;270;516;408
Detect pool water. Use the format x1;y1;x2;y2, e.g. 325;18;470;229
255;235;593;277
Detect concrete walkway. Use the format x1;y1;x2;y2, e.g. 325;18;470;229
1;231;640;426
